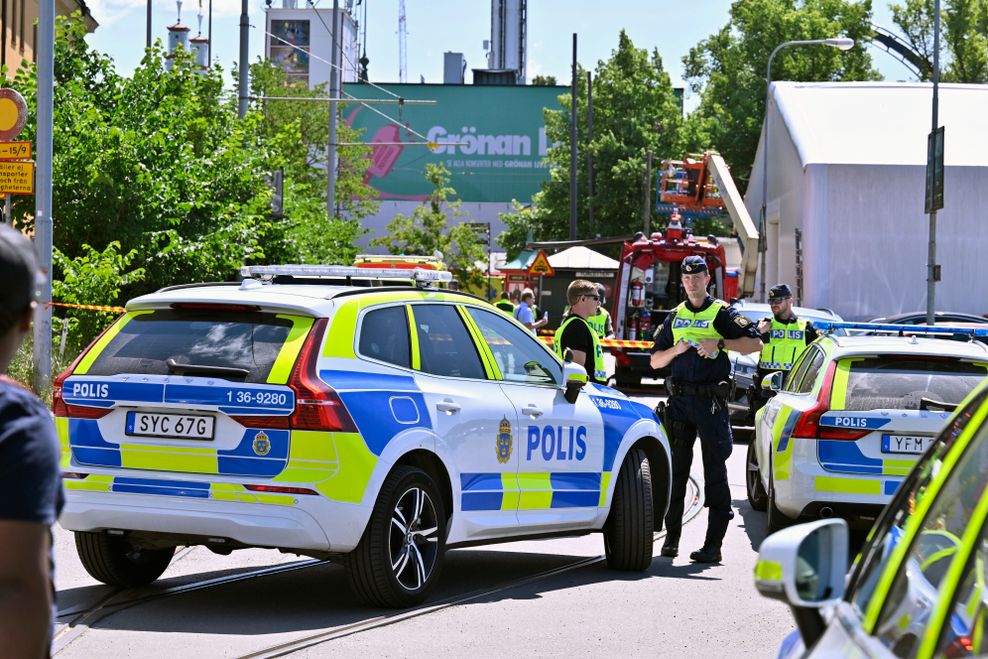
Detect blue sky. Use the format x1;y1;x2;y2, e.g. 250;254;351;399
86;0;914;99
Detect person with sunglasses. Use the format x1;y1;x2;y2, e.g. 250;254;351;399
555;280;607;385
749;283;819;421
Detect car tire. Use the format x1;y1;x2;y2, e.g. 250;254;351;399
347;466;446;608
766;465;793;534
746;440;767;512
75;531;174;587
603;447;654;571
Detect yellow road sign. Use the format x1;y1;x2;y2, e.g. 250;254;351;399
0;160;34;194
528;249;554;276
0;142;30;159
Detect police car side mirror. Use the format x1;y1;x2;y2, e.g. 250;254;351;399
761;371;784;392
562;362;587;404
754;519;848;648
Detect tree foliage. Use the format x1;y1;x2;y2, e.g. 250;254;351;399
683;0;879;189
370;164;486;290
890;0;988;82
4;14;376;350
498;31;687;256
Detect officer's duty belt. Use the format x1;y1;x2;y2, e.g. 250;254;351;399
666;378;732;400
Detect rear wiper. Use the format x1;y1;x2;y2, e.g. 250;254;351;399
166;358;249;379
920;396;958;412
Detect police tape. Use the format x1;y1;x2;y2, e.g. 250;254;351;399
46;302;126;313
539;336;653;350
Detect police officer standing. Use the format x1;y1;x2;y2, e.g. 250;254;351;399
749;283;818;421
650;256;761;563
556;280;608;385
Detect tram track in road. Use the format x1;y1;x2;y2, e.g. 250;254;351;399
51;476;704;658
238;477;705;659
52;553;329;656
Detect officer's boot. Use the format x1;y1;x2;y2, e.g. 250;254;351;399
690;509;734;563
660;529;680;558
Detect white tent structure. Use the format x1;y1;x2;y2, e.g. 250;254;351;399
745;81;988;320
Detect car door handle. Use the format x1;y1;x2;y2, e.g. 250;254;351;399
436;400;461;414
522;405;544;418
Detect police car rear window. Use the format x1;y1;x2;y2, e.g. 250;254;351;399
842;357;987;411
83;309;294;383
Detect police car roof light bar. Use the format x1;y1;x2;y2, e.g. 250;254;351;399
815;321;988;338
240;265;454;286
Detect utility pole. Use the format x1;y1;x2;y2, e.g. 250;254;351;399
146;0;152;49
237;0;249;118
35;0;54;391
925;0;943;324
587;71;594;233
569;33;577;240
327;0;340;215
641;149;653;235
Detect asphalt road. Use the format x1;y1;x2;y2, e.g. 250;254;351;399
51;388;800;659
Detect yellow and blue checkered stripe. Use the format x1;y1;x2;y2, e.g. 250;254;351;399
460;471;604;510
64;475;295;505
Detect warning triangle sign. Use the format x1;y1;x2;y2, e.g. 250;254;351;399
528;250;554;277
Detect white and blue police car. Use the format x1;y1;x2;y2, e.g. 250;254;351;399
56;266;671;607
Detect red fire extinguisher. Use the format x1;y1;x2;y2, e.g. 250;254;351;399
627;312;639;341
629;279;644;307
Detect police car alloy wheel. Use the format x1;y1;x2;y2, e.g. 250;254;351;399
745;441;767;512
603;447;654;570
347;466;447;608
75;531;175;587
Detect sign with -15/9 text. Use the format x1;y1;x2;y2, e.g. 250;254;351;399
0;141;31;159
0;160;34;194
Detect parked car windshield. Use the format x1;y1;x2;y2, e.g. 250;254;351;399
84;309;296;383
841;357;987;411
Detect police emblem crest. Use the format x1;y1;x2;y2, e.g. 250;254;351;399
496;417;512;464
253;431;271;456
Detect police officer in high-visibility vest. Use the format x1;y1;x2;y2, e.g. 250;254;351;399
585;283;614;339
749;283;818;421
650;255;762;563
494;291;515;316
555;279;607;384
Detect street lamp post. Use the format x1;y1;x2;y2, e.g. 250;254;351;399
759;37;854;301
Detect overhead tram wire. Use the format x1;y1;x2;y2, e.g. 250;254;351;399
257;31;455;148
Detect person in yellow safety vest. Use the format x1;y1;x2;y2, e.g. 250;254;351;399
649;255;762;564
555;280;607;385
494;291;515;316
585;282;615;339
749;283;819;421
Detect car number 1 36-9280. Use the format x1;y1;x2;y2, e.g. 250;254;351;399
125;412;216;440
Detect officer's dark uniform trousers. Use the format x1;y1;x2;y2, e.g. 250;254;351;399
664;392;734;549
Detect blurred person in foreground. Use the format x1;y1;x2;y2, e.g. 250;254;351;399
0;224;63;657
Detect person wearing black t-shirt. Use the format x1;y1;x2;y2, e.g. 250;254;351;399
556;280;607;385
0;225;63;655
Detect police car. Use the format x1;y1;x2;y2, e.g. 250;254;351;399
753;373;988;658
746;323;988;532
55;266;671;607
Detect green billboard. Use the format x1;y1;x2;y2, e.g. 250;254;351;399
342;84;564;203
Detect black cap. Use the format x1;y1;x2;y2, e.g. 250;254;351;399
768;283;793;300
0;225;39;335
681;255;708;274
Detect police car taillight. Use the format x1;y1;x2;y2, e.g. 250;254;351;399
53;365;111;420
790;361;868;441
287;318;356;432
